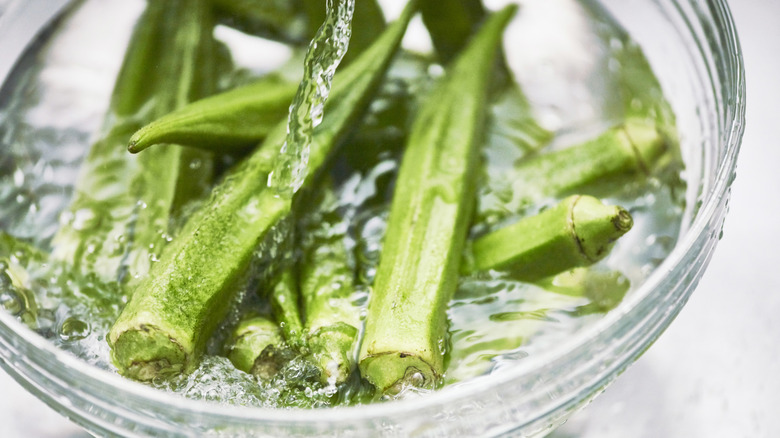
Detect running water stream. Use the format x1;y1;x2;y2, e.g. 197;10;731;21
267;0;355;197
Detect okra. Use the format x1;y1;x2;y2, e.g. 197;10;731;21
268;267;306;349
480;119;669;225
213;0;303;44
468;195;633;281
108;2;418;381
227;314;284;378
358;5;516;394
129;75;298;154
421;0;551;153
215;0;385;65
51;0;220;285
420;0;485;64
299;179;360;384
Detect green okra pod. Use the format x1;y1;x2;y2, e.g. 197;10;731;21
420;0;486;64
469;195;633;281
358;5;517;394
51;0;220;285
481;119;669;224
299;180;360;385
212;0;303;43
227;314;285;378
420;0;551;154
214;0;385;65
108;2;418;381
129;75;298;154
268;267;306;349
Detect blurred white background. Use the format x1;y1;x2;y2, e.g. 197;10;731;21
1;0;778;437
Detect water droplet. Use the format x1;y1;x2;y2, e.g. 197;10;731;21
59;316;89;342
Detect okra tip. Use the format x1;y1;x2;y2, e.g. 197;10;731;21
127;134;149;154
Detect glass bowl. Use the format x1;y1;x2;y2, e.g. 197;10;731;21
0;0;745;436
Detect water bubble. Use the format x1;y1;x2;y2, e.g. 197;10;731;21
72;208;97;230
0;289;22;315
13;168;25;187
59;316;90;342
427;64;444;78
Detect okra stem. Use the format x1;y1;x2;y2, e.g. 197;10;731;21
108;2;417;381
469;195;633;281
358;5;516;394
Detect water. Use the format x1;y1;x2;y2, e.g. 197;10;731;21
0;0;687;408
267;0;355;197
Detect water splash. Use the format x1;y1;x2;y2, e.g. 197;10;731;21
267;0;355;197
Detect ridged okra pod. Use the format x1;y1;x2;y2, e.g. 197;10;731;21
212;0;302;43
108;3;418;381
51;0;220;285
299;179;360;385
420;0;485;64
268;267;306;349
214;0;385;65
420;0;551;153
129;75;298;153
481;119;669;224
468;195;633;281
358;5;517;394
128;1;388;155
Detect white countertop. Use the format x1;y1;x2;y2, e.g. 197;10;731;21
1;0;778;437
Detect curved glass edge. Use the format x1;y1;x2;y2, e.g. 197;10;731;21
0;0;746;435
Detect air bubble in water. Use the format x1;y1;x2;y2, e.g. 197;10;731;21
59;316;89;342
